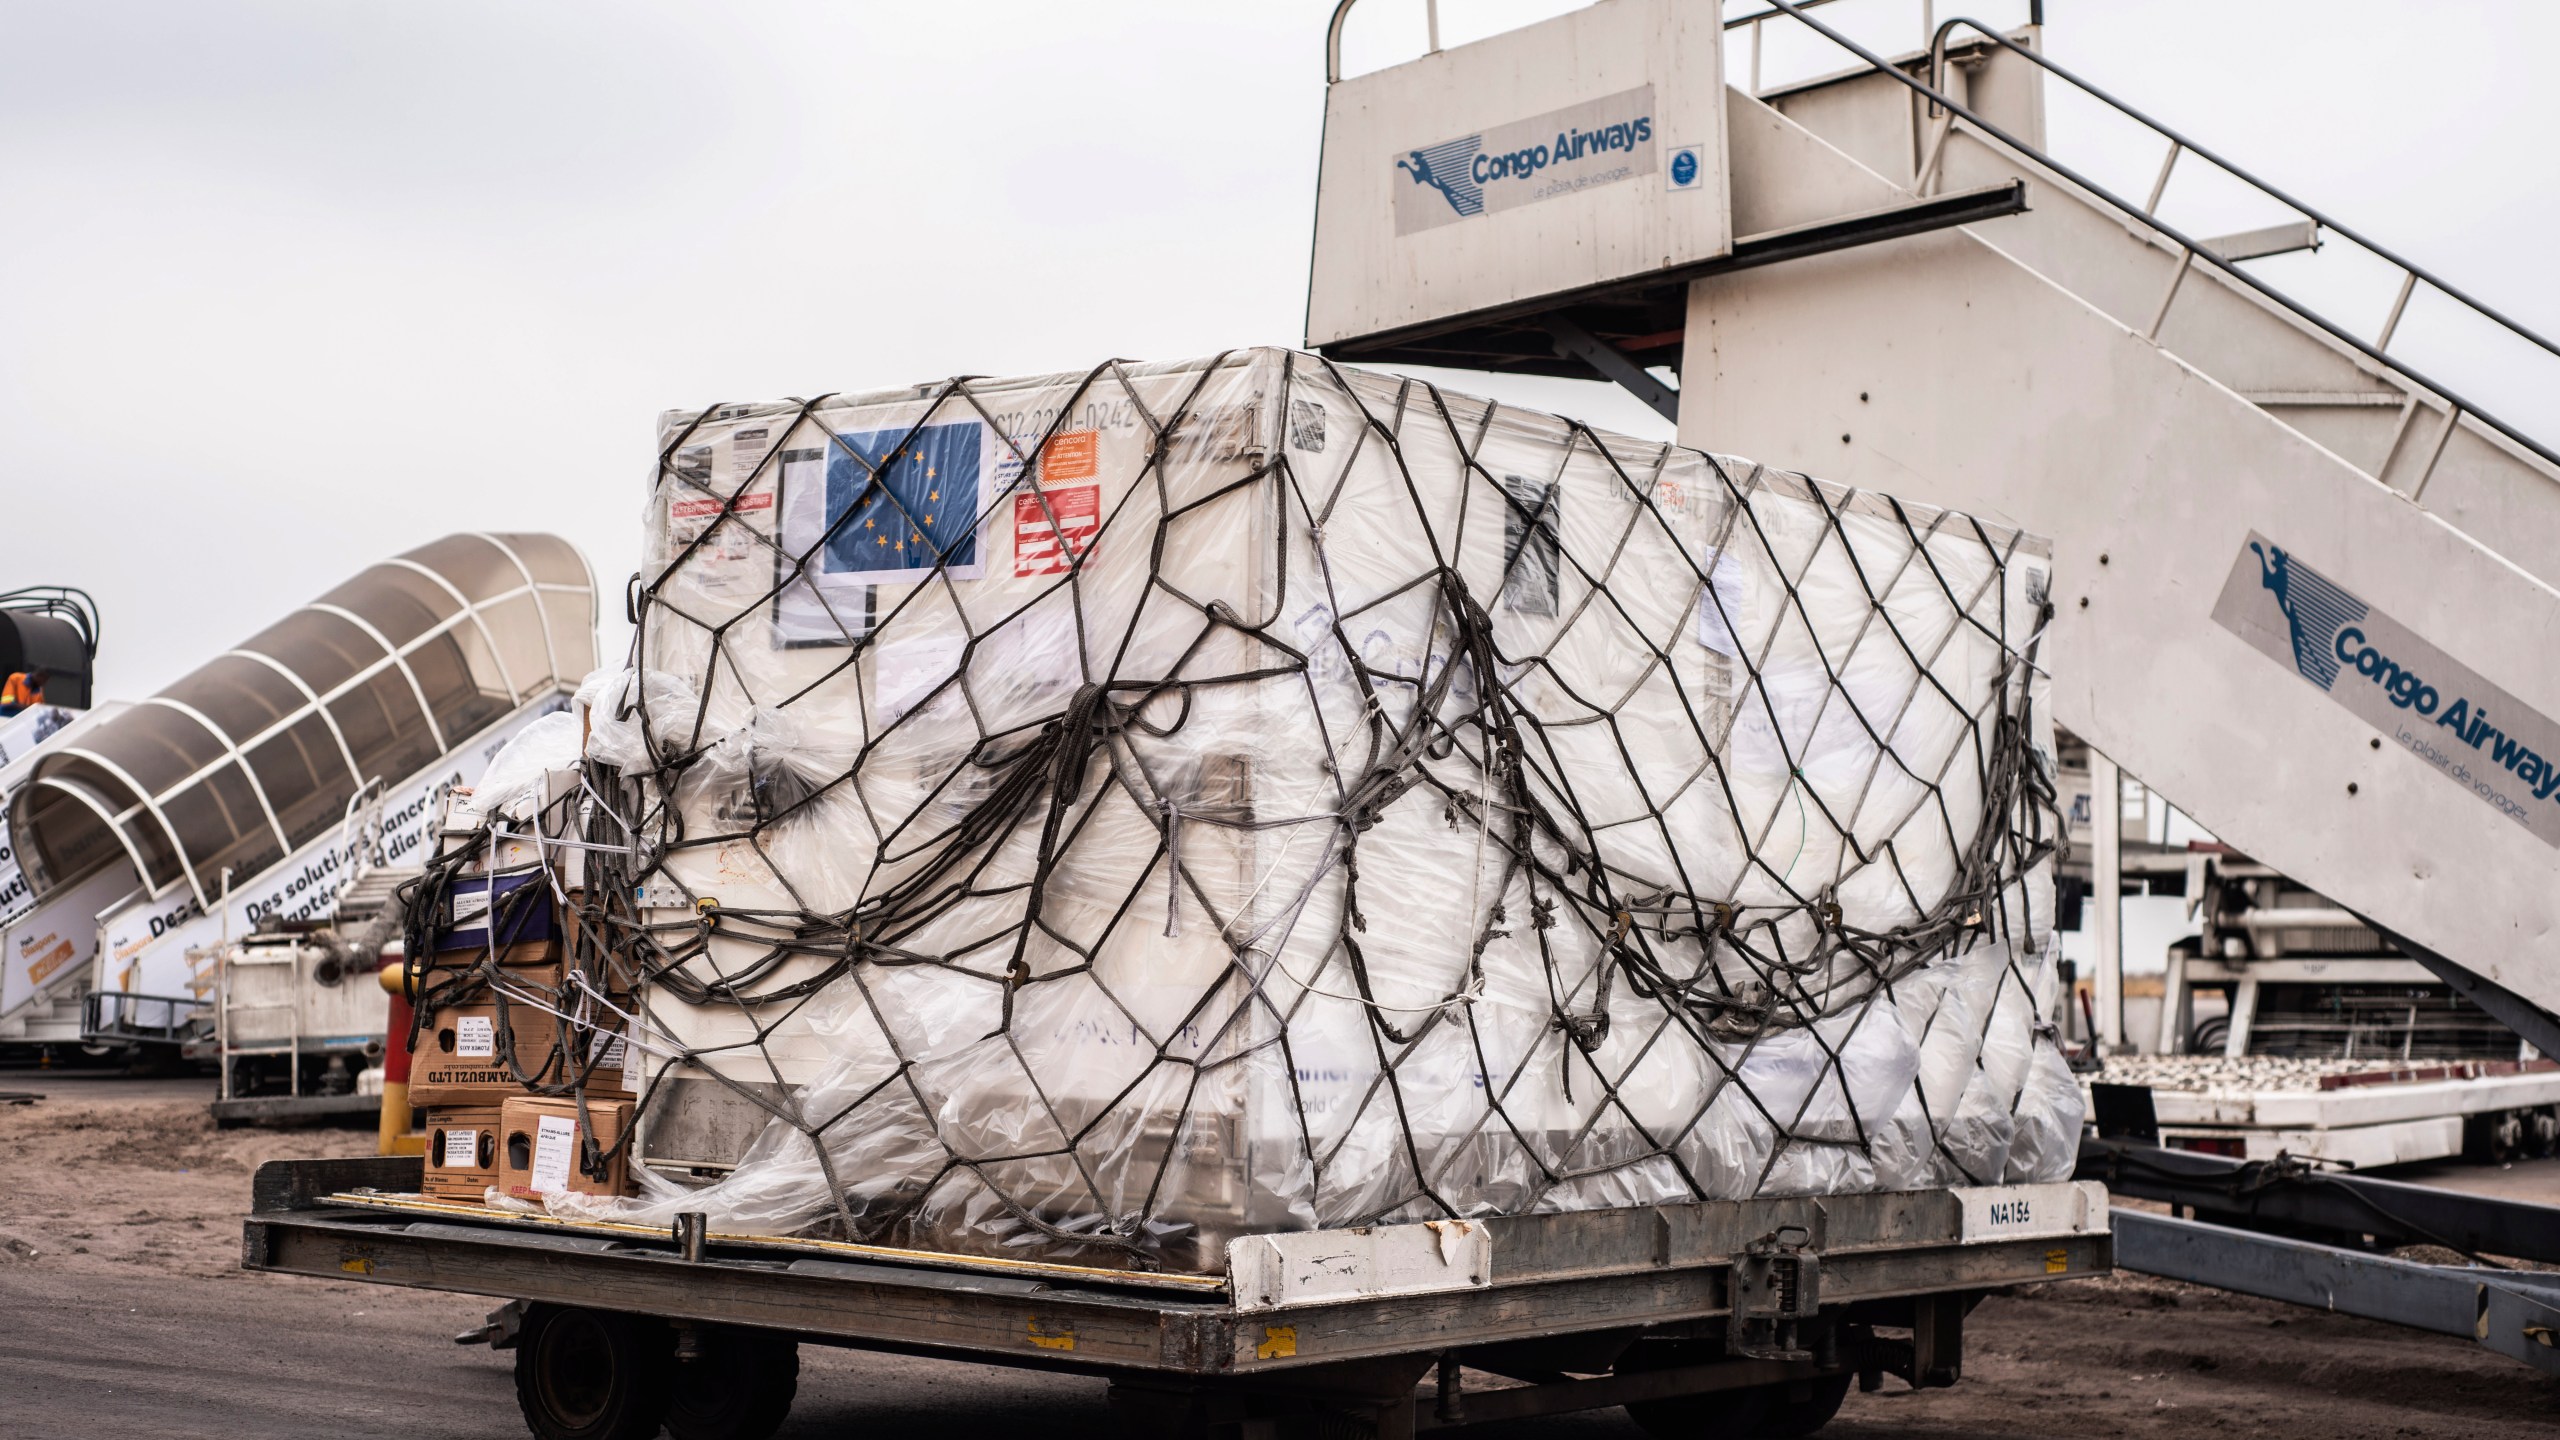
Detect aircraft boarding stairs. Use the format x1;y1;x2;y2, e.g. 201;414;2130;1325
1668;5;2560;1050
0;533;595;1058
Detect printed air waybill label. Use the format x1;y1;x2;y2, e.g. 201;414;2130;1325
529;1114;578;1193
451;889;490;925
441;1127;480;1169
2214;531;2560;848
588;1029;627;1081
454;1014;496;1059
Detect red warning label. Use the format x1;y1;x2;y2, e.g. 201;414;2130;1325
669;491;775;520
1014;484;1100;577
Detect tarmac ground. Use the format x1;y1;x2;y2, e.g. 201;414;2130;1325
3;1064;2556;1439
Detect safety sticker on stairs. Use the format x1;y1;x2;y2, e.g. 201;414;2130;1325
2214;531;2560;847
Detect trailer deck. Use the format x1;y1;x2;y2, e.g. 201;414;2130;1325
2086;1057;2560;1165
243;1158;2112;1437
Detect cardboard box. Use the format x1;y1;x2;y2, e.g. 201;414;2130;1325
416;894;615;996
568;1013;638;1101
423;1104;502;1201
497;1096;634;1200
408;1001;561;1105
439;872;562;952
426;935;562;973
412;939;565;1012
554;893;646;1002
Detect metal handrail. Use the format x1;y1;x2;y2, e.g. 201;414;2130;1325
1322;0;1368;84
84;989;203;1044
1325;0;1880;84
0;586;101;660
1316;1;2557;487
1920;16;2560;373
1751;0;2560;481
1727;0;2049;24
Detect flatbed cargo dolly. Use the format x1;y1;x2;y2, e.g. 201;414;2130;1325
244;1158;2112;1439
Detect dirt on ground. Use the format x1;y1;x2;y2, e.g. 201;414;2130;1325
0;1076;368;1282
2;1074;2556;1439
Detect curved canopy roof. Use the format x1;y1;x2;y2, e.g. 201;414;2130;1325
8;533;595;907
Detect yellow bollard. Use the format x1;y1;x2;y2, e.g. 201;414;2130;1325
377;948;425;1158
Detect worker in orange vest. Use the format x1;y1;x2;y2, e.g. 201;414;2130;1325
0;668;46;716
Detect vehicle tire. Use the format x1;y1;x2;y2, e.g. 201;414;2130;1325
1617;1342;1773;1440
1754;1373;1852;1437
2465;1109;2524;1165
513;1304;673;1440
2187;1017;2229;1056
2528;1106;2560;1160
664;1325;800;1440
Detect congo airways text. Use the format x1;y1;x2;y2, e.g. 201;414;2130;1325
2336;626;2560;802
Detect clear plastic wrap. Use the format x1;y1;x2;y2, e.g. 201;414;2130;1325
527;350;2075;1273
461;710;585;825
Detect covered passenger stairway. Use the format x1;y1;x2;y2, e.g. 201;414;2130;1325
1311;0;2560;1053
0;533;596;1047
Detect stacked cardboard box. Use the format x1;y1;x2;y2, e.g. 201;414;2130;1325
423;1105;500;1200
411;789;637;1205
496;1095;634;1200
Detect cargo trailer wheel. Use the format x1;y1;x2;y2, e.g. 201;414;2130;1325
665;1325;799;1440
513;1304;672;1440
2186;1017;2229;1056
2529;1106;2560;1160
1617;1343;1773;1440
1753;1373;1852;1437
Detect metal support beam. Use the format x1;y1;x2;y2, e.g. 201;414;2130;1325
2383;922;2560;1062
2154;941;2188;1055
1318;182;2027;377
2198;219;2320;263
2079;1138;2560;1265
2221;975;2257;1057
2112;1208;2560;1378
1413;1356;1827;1429
1544;316;1681;423
2089;751;2125;1050
1910;1291;1964;1388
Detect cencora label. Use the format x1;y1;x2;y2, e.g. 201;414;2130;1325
1392;86;1657;236
2212;531;2560;847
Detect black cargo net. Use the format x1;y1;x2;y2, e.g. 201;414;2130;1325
405;352;2069;1271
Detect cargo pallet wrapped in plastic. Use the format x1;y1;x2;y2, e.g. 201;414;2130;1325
502;348;2076;1275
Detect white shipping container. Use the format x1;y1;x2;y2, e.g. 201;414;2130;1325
549;350;2080;1274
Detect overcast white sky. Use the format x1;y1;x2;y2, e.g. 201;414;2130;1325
6;0;2555;700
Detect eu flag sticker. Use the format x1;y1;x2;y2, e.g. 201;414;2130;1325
821;421;986;583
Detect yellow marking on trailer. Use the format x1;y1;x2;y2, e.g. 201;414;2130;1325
2044;1248;2069;1274
1026;1317;1077;1351
1257;1325;1298;1360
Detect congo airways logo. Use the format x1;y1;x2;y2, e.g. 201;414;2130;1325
2250;539;2369;691
1391;86;1658;236
1396;136;1485;218
2214;530;2560;848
